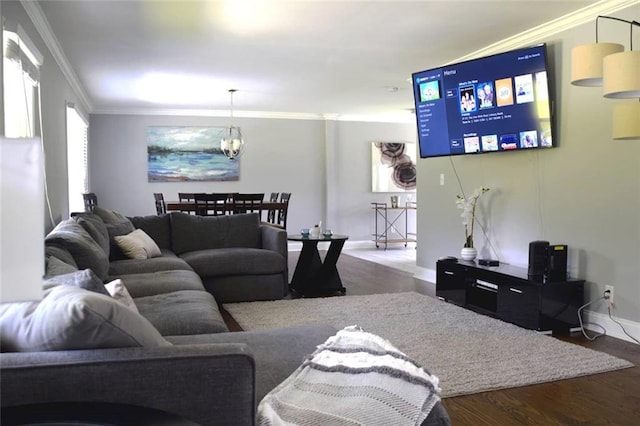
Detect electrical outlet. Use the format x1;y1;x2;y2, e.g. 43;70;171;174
605;285;614;304
439;174;445;186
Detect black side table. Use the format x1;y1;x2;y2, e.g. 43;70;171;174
288;234;349;296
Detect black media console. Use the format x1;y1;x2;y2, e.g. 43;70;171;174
436;259;584;333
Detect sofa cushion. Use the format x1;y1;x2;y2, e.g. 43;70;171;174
180;248;285;277
108;254;193;277
93;207;130;225
44;245;77;268
44;220;110;280
117;270;205;298
167;325;339;402
75;214;110;256
134;290;228;335
170;212;261;255
43;269;110;296
45;255;78;277
114;229;162;259
104;279;139;313
129;214;172;250
0;286;170;352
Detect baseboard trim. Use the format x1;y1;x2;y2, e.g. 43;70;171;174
415;266;436;285
583;309;640;345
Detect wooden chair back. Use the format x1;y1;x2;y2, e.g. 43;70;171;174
232;193;264;214
194;193;229;216
82;193;98;212
153;193;166;215
277;193;291;229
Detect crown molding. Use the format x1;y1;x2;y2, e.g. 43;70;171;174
91;107;415;123
22;0;638;120
450;0;640;64
20;0;93;114
91;107;326;121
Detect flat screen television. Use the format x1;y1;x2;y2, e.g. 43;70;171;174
412;44;554;159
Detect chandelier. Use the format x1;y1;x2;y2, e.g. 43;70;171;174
220;89;245;159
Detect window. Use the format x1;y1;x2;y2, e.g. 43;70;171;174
66;104;89;213
3;22;42;138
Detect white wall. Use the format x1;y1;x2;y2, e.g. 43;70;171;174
415;9;640;326
89;114;416;241
1;1;88;229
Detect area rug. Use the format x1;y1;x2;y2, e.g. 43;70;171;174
224;292;633;397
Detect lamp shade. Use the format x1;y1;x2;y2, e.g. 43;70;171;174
571;43;624;86
603;50;640;98
612;102;640;140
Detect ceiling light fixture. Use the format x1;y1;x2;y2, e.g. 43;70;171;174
220;89;245;160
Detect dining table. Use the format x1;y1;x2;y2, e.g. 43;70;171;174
165;200;287;213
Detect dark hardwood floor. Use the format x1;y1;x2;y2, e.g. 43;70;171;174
222;251;640;425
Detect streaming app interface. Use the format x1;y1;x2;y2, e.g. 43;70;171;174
412;45;552;158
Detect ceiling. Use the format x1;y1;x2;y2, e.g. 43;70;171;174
33;0;616;120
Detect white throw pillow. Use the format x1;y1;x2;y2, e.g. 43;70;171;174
114;229;161;259
104;279;139;313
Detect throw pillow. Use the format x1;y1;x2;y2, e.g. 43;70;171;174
257;325;442;425
43;268;110;296
76;215;110;256
114;229;162;260
0;285;170;352
104;279;139;313
44;220;110;280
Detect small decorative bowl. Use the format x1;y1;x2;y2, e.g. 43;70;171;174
300;228;310;238
323;229;333;238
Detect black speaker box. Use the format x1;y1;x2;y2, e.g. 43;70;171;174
528;240;549;280
547;244;568;282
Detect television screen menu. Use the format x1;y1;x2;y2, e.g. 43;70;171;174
413;44;552;158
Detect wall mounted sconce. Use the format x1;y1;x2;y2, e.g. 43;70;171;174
571;15;640;140
220;89;245;160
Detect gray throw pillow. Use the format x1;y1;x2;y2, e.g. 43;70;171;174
43;268;110;296
93;207;131;225
44;220;110;280
76;216;110;256
0;285;170;352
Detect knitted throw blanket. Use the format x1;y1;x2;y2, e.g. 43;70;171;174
257;325;441;425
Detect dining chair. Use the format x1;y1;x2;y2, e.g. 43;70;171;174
232;193;264;215
153;193;166;215
275;192;291;229
178;192;196;214
194;193;230;216
82;193;98;212
266;192;279;223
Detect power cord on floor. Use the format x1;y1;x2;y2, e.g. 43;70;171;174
607;304;640;345
579;290;640;344
577;296;607;341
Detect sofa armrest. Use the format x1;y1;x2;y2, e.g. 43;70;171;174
260;225;287;260
1;343;256;425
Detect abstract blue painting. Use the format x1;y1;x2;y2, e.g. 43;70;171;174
147;126;239;182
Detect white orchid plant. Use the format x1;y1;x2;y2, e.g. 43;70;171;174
455;187;490;248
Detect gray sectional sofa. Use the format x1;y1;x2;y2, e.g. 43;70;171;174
0;207;450;425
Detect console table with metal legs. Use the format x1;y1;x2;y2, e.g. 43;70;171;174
371;201;416;249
